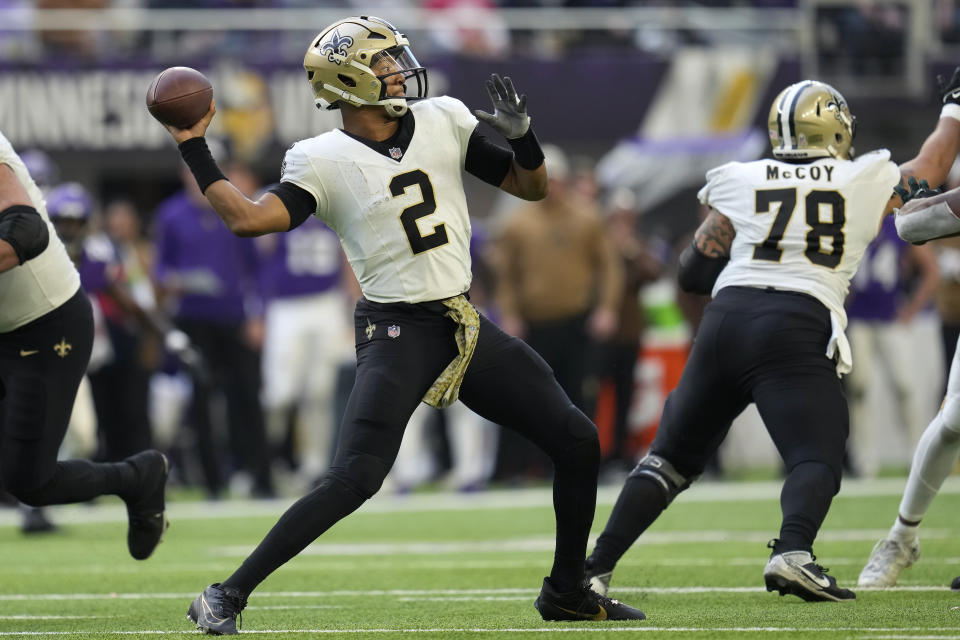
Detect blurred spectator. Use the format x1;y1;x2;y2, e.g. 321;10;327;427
153;154;273;499
588;187;661;477
18;150;59;193
255;211;353;489
422;0;510;58
493;144;622;481
35;0;108;61
495;144;623;410
845;216;940;478
47;182;156;462
815;5;906;78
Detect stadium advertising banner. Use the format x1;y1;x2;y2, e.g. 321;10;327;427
0;55;666;154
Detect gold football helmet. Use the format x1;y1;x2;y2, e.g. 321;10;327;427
303;15;428;117
768;80;856;160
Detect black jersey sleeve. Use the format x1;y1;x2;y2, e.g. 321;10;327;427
268;182;318;231
465;126;514;187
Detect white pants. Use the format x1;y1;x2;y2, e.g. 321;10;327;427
261;290;352;478
846;317;940;477
898;328;960;521
391;400;499;491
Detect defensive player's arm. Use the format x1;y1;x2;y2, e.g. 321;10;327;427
677;207;735;295
888;116;960;216
0;163;48;273
163;102;292;237
895;185;960;244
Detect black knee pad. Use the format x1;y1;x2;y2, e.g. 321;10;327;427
328;450;393;499
628;453;694;505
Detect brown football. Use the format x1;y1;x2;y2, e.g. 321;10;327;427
146;66;213;129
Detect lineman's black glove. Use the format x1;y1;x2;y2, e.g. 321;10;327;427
894;176;941;205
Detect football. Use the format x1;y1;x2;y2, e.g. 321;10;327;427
145;66;213;129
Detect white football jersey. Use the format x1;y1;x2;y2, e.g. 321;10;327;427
280;96;476;304
0;130;80;333
698;150;900;373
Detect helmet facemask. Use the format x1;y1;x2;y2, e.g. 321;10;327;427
304;16;429;118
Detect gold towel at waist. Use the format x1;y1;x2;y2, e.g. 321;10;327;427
422;295;480;409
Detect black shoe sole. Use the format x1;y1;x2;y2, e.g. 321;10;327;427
764;574;854;602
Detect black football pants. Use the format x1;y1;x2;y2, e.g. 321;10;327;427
224;298;600;594
0;288;133;505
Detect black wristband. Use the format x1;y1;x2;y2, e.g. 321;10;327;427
178;137;227;194
507;126;545;171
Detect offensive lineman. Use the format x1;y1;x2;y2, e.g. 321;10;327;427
0;130;169;561
165;16;645;634
584;76;960;603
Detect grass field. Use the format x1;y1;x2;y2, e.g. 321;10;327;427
2;476;960;639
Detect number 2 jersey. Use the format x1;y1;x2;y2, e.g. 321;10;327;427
279;96;479;304
697;150;901;374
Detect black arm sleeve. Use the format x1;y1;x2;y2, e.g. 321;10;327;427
268;182;318;231
465;127;514;187
0;204;48;264
677;241;728;295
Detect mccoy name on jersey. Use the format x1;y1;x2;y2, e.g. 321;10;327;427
280;96;476;304
0;131;80;332
698;150;900;373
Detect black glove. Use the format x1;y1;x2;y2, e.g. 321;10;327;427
939;66;960;105
894;176;941;204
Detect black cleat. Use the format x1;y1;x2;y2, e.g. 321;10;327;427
20;506;57;534
951;576;960;591
764;550;855;602
535;577;645;621
187;583;246;635
122;450;169;560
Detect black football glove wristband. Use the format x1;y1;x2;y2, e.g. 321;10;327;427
178;137;228;194
507;127;545;171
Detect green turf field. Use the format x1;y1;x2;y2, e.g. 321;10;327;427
2;477;960;639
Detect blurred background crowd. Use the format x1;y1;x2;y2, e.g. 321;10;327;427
2;1;960;520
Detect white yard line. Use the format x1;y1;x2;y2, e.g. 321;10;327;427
0;584;953;602
206;528;958;558
0;477;954;527
0;627;959;636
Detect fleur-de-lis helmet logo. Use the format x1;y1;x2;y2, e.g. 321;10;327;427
320;29;353;65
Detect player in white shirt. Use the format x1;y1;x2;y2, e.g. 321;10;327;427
165;17;645;634
858;70;960;590
585;77;960;603
0;131;168;560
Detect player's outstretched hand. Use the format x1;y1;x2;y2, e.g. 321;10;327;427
164;100;217;145
894;176;941;205
474;74;530;140
939;66;960;105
